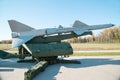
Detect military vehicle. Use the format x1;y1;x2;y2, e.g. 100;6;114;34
8;20;114;61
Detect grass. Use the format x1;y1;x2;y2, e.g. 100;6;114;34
0;44;18;51
73;52;120;56
71;43;120;50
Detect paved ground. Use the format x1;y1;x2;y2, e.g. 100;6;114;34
74;50;120;53
0;56;120;80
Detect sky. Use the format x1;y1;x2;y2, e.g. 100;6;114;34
0;0;120;40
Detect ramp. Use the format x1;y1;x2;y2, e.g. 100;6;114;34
0;50;17;59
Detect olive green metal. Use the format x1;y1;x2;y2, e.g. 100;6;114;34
48;59;81;65
24;61;48;80
0;50;18;59
26;42;73;57
27;33;77;43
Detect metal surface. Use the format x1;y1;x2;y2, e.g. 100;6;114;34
24;61;48;80
26;42;73;57
0;50;17;59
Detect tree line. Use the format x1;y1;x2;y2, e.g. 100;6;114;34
66;26;120;43
0;40;12;44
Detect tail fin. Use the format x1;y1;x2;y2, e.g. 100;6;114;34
72;20;88;27
8;20;35;32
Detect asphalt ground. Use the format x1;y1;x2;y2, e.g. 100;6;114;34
74;50;120;53
0;56;120;80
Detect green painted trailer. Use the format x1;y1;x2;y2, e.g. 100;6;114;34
26;42;73;57
19;42;73;59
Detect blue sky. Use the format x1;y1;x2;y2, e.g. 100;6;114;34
0;0;120;40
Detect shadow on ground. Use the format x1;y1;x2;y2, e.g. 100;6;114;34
35;57;120;80
0;57;120;80
0;58;36;70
